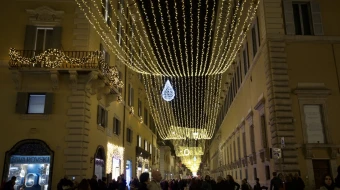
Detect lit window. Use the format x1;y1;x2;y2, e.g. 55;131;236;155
27;94;46;114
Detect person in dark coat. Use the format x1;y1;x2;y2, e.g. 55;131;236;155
270;172;282;190
3;176;16;190
138;172;149;190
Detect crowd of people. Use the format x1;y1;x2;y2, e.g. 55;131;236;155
2;166;340;190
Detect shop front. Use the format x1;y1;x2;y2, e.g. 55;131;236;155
93;146;106;180
106;143;124;181
135;147;151;179
2;139;54;190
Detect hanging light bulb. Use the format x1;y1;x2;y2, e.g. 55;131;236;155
161;80;175;101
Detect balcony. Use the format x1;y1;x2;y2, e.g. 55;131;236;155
8;48;123;94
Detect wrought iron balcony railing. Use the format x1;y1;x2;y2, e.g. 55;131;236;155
8;48;124;91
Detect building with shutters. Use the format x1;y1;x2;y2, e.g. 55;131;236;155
0;0;159;189
205;0;340;189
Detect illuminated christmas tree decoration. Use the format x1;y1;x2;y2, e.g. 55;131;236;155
161;80;175;102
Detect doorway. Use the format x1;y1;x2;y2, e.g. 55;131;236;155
125;160;132;189
313;159;330;189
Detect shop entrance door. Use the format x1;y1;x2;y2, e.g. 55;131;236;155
312;159;330;189
125;160;132;189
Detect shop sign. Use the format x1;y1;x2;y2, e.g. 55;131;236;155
10;156;50;164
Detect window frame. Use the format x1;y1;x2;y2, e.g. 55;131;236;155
292;2;313;35
35;27;53;51
27;93;46;114
113;117;121;136
127;128;132;143
97;105;108;128
251;17;260;57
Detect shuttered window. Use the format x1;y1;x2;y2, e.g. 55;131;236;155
144;108;148;125
283;1;323;35
15;92;53;114
113;117;121;135
24;25;62;51
97;105;108;128
127;128;133;143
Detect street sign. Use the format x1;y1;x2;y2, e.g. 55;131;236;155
281;137;285;148
272;148;282;159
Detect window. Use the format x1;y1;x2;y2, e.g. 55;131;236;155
100;43;110;64
242;43;249;75
113;117;121;135
293;3;312;35
138;99;142;116
254;168;257;180
250;125;256;153
237;137;241;159
251;17;260;57
245;168;248;180
24;26;62;51
144;108;148;126
27;94;46;114
303;105;325;143
260;115;268;148
35;28;53;51
149;144;152;154
242;132;247;157
116;21;122;46
137;135;142;147
15;93;53;114
283;1;323;36
128;84;134;107
144;140;148;151
126;128;132;143
97;105;108;128
233;141;236;161
101;0;112;26
118;71;122;93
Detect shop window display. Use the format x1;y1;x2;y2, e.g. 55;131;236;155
8;155;50;190
95;158;105;180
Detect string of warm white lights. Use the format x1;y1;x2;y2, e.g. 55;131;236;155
142;75;222;140
75;0;260;77
8;48;124;91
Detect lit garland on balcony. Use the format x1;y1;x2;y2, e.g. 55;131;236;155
75;0;260;77
8;48;124;90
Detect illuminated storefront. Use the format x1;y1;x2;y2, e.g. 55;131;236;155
2;139;54;190
93;146;105;180
136;147;150;178
106;143;124;181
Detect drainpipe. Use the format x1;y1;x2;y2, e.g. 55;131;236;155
122;65;127;148
331;44;340;93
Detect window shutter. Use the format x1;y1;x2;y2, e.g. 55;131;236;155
118;120;121;135
105;51;110;65
15;92;28;114
51;27;62;49
310;1;324;36
283;1;295;35
131;88;134;107
97;105;102;125
108;4;112;27
44;93;54;114
131;130;133;143
101;0;106;17
104;110;108;128
24;25;37;50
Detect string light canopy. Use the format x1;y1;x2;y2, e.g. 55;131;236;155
75;0;260;77
143;74;222;140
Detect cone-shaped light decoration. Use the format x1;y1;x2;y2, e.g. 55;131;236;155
162;80;175;102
